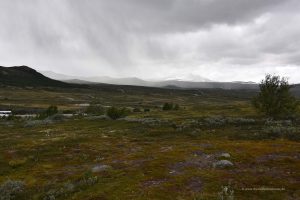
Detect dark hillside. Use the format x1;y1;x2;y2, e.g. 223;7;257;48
0;66;76;88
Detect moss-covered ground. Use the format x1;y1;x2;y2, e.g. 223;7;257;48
0;86;299;199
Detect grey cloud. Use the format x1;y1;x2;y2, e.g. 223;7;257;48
0;0;299;81
68;0;286;33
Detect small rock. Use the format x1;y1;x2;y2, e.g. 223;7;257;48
160;146;173;152
213;160;233;168
219;153;231;158
91;164;111;173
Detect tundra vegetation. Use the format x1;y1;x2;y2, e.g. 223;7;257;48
0;75;299;199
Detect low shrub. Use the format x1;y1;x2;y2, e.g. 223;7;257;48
0;180;25;200
8;158;27;168
263;125;299;140
45;106;58;117
201;116;256;127
38;106;58;119
62;110;74;114
132;108;141;112
86;104;105;115
24;119;53;127
162;103;173;111
24;114;65;127
265;119;293;126
202;116;226;127
106;107;129;120
162;103;179;111
43;173;98;200
226;117;256;125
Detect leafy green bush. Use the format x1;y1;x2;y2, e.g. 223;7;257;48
162;103;179;111
38;105;58;119
162;103;173;111
45;105;58;117
62;110;74;114
144;108;150;112
106;107;128;120
252;74;298;119
132;108;141;112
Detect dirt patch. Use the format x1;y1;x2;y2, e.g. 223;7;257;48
256;152;300;163
185;177;203;192
160;146;173;152
169;152;217;175
142;178;168;188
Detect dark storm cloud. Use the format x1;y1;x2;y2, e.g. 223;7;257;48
60;0;286;37
0;0;300;81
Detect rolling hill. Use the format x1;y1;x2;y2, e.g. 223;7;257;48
0;66;73;87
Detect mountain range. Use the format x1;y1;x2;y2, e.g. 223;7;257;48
40;70;259;90
1;66;300;96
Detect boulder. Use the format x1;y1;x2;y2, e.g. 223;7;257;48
213;160;233;168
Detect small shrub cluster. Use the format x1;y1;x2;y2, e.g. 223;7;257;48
80;175;98;186
232;119;300;140
203;116;226;127
0;115;15;121
43;174;99;200
162;103;179;111
265;119;293;126
203;116;256;127
218;185;234;200
8;158;27;168
132;108;141;112
44;188;66;200
38;106;58;119
0;180;25;200
62;110;74;114
86;104;105;115
123;117;170;127
263;125;299;140
172;119;201;132
24;114;65;127
106;107;129;120
24;119;53;127
226;117;256;125
174;117;257;132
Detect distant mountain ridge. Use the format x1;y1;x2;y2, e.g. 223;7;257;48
2;66;300;92
40;71;157;87
40;70;259;89
0;66;72;87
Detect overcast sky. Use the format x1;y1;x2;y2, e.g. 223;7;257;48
1;0;300;82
